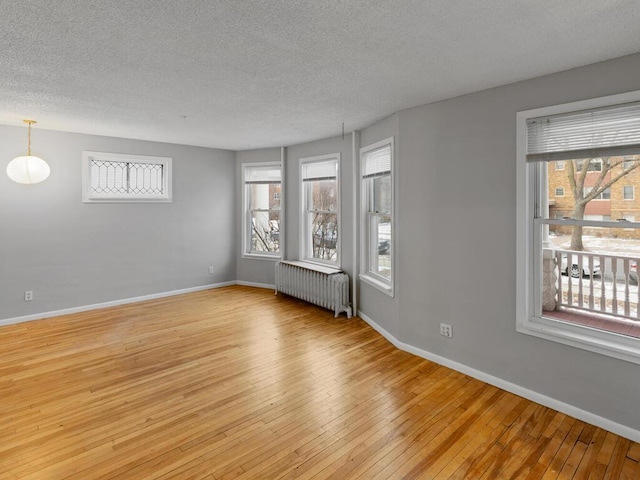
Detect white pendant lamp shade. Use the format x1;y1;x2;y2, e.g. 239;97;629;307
7;119;50;184
7;155;50;184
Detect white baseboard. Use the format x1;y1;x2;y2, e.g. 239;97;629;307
358;310;640;444
236;280;275;290
0;281;236;328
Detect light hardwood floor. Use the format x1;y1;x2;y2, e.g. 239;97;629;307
1;285;639;479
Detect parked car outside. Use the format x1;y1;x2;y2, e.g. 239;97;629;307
560;253;601;278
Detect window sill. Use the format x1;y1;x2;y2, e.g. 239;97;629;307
83;197;172;203
360;274;393;297
302;258;340;270
517;313;640;365
241;253;281;261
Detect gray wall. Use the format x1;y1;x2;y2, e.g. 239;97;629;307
378;54;640;430
0;127;236;320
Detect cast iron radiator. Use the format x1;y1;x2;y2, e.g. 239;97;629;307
275;260;352;318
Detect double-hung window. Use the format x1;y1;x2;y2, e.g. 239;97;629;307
300;154;340;265
242;163;282;258
517;92;640;363
360;138;394;295
82;151;172;202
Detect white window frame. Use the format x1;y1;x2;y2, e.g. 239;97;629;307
241;162;283;260
360;137;394;296
299;153;341;267
554;187;564;197
623;185;635;200
555;160;565;170
82;151;172;203
517;90;640;365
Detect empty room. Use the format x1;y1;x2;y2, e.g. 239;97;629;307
2;1;640;478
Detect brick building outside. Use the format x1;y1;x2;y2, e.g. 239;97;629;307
548;155;640;239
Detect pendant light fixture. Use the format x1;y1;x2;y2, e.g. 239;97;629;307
6;120;50;184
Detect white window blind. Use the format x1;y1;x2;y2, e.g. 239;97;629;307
362;145;391;178
302;160;337;182
526;101;640;162
245;165;282;184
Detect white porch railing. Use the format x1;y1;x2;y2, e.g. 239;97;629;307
551;249;640;320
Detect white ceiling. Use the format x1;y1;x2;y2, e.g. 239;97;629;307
1;1;640;151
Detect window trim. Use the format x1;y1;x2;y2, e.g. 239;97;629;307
359;137;394;297
555;160;565;170
241;161;283;260
82;151;172;203
517;90;640;365
554;187;565;197
299;153;341;267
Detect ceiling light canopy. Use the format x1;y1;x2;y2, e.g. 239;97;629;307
6;120;50;184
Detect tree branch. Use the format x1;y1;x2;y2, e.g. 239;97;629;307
574;158;640;205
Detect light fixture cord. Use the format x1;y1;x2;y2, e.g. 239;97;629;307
27;122;31;156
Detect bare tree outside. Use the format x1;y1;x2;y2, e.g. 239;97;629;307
308;180;337;261
249;183;280;253
565;157;640;250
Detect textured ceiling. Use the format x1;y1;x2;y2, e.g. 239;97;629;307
1;1;640;150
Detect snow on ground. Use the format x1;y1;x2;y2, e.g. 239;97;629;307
549;233;640;255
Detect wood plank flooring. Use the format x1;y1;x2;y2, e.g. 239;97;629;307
0;285;638;479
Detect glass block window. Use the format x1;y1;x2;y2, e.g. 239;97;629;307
82;152;172;202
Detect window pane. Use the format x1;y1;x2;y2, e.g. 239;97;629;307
248;183;280;210
129;163;164;195
545;153;640;334
372;214;392;279
373;174;392;213
307;179;337;211
250;210;280;253
309;212;337;261
624;185;634;199
90;159;126;194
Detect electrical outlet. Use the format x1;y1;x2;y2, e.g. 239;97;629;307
208;266;215;274
24;291;33;302
440;323;453;338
